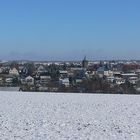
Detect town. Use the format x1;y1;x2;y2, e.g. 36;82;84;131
0;58;140;94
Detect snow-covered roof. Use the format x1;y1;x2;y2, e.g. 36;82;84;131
122;73;137;76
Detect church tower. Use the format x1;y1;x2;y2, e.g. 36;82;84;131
82;56;88;69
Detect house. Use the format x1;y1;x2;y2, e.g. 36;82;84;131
1;66;10;74
40;75;51;85
25;76;34;85
9;68;19;76
59;70;68;78
114;77;125;85
121;73;137;79
20;78;26;85
5;77;14;85
59;78;70;87
97;66;113;77
113;71;122;77
128;77;138;85
135;69;140;78
85;70;96;79
37;65;46;74
107;76;115;83
121;73;138;84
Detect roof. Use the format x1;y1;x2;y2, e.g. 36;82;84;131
25;76;34;79
121;73;137;76
97;66;109;72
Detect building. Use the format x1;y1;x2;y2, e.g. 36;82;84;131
114;77;125;85
82;56;88;69
97;66;113;77
25;76;34;86
59;78;70;87
40;76;51;85
59;70;68;78
9;68;19;76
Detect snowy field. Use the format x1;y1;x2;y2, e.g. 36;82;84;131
0;92;140;140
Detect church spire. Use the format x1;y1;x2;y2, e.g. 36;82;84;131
82;56;88;69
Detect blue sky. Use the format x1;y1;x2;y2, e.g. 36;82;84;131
0;0;140;60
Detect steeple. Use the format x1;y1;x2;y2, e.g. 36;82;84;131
84;56;87;61
82;56;88;69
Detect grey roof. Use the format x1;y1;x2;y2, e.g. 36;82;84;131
97;66;109;72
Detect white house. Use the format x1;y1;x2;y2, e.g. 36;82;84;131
59;78;70;87
121;73;137;80
37;65;46;74
85;71;96;79
97;66;113;77
115;77;125;85
25;76;34;85
20;78;26;85
9;68;19;76
40;76;51;84
59;70;68;78
5;77;13;84
128;77;138;85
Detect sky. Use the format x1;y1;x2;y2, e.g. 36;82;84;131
0;0;140;61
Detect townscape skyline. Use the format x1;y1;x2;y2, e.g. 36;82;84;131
0;0;140;60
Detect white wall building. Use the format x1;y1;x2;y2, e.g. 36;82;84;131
25;76;34;85
59;78;70;87
9;68;19;76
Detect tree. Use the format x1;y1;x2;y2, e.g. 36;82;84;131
26;63;36;76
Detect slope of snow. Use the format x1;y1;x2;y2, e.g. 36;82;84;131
0;92;140;140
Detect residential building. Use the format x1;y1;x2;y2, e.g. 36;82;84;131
9;68;19;76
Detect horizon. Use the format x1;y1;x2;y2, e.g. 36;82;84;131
0;0;140;60
1;58;140;62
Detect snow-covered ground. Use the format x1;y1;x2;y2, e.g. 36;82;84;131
0;92;140;140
